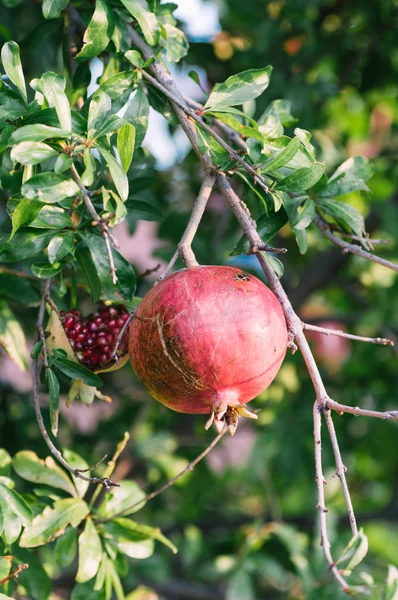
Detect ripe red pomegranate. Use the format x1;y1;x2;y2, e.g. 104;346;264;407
59;305;130;371
129;266;288;434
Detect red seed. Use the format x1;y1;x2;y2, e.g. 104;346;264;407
86;337;95;347
59;310;65;317
99;353;109;364
75;333;86;343
67;329;76;340
116;317;125;327
97;336;108;346
74;341;83;351
69;309;80;317
107;319;117;328
88;321;98;332
83;349;93;357
94;317;103;326
64;316;75;330
120;312;129;321
75;321;84;333
100;310;110;320
109;307;118;317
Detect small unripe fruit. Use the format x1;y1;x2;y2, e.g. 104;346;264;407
129;266;288;434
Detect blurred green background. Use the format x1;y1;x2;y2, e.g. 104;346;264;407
0;0;397;598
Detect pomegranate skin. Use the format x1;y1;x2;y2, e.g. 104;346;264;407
129;266;287;415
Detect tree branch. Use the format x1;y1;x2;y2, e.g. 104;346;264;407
302;322;394;346
313;403;351;593
325;399;398;421
32;282;119;489
159;174;216;280
0;562;29;586
70;163;118;284
314;215;398;273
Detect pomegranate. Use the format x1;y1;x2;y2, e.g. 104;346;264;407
129;266;288;434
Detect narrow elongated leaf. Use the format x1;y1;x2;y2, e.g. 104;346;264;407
20;498;89;547
1;41;27;104
88;91;111;131
11;141;58;165
204;67;272;111
75;246;101;304
335;528;369;576
104;518;177;555
10;198;43;239
98;481;146;518
0;482;33;526
0;556;12;581
117;123;135;172
47;232;75;264
9;124;70;144
258;99;297;138
0;449;12;476
120;0;160;46
63;449;90;499
97;146;128;201
103;520;154;560
31;72;71;131
47;368;60;437
90;114;126;140
123;86;149;147
55;526;78;568
126;199;163;221
30;206;74;229
320;156;375;198
42;0;69;18
260;136;301;173
161;23;189;63
54;356;103;387
209;112;264;143
0;498;21;544
275;163;324;192
22;172;80;203
317;197;365;238
31;262;64;278
76;0;115;61
0;230;54;262
76;517;102;583
79;231;136;302
13;451;76;495
81;149;96;187
0;300;28;370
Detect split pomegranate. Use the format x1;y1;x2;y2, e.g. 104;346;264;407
59;305;130;371
129;266;288;434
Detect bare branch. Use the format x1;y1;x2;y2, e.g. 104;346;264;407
0;562;29;586
159;175;216;280
112;310;135;360
323;410;358;537
325;399;398;421
313;403;351;592
70;163;118;284
302;322;394;347
97;427;228;523
32;282;119;490
315;215;398;273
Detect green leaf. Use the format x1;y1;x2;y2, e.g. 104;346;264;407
104;518;177;556
126;199;163;221
0;593;15;600
79;231;136;302
107;190;127;227
98;481;146;518
120;0;160;46
47;368;60;437
76;246;101;304
30;340;43;359
0;482;33;526
22;172;80;203
13;451;76;495
226;568;254;600
95;71;136;101
0;300;28;370
263;252;284;278
76;517;102;583
231;209;288;256
0;88;26;127
90;114;126;140
63;449;90;499
0;498;21;544
317;197;366;238
195;124;231;169
161;23;189;63
9;124;70;144
96;146;129;201
54;355;103;387
335;528;369;576
0;448;12;476
275;163;325;192
81;149;96;187
55;525;78;568
76;0;115;61
10;198;43;239
1;41;27;105
88;90;111;131
0;229;54;262
31;72;71;131
208;112;264;143
10;141;59;165
123;87;149;147
385;566;398;600
42;0;69;18
204;67;272;111
71;581;106;600
294;127;316;159
117;123;135;172
31;261;64;279
258;99;297;138
320;156;375;198
260;136;301;173
0;556;12;581
15;548;51;600
47;232;75;264
20;498;89;548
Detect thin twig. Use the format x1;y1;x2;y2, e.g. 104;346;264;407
326;225;390;247
323;410;358;537
112;310;135;360
32;282;119;489
70;163;118;284
313;403;351;593
158;175;215;280
137;263;161;278
0;563;29;586
249;244;288;255
315;215;398;273
325;399;398;421
97;427;228;523
302;322;394;347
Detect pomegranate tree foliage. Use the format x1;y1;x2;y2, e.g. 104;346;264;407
0;0;397;599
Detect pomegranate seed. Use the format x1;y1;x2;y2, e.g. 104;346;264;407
81;327;88;336
75;333;86;343
100;310;110;319
106;333;114;344
97;331;106;338
67;329;76;340
69;309;80;316
94;317;103;326
74;341;83;351
120;313;129;321
81;357;94;368
83;349;93;357
86;337;95;347
97;336;108;347
64;316;75;330
74;321;84;333
116;317;125;327
109;307;118;317
99;353;109;364
107;319;117;328
59;310;65;317
88;321;98;332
